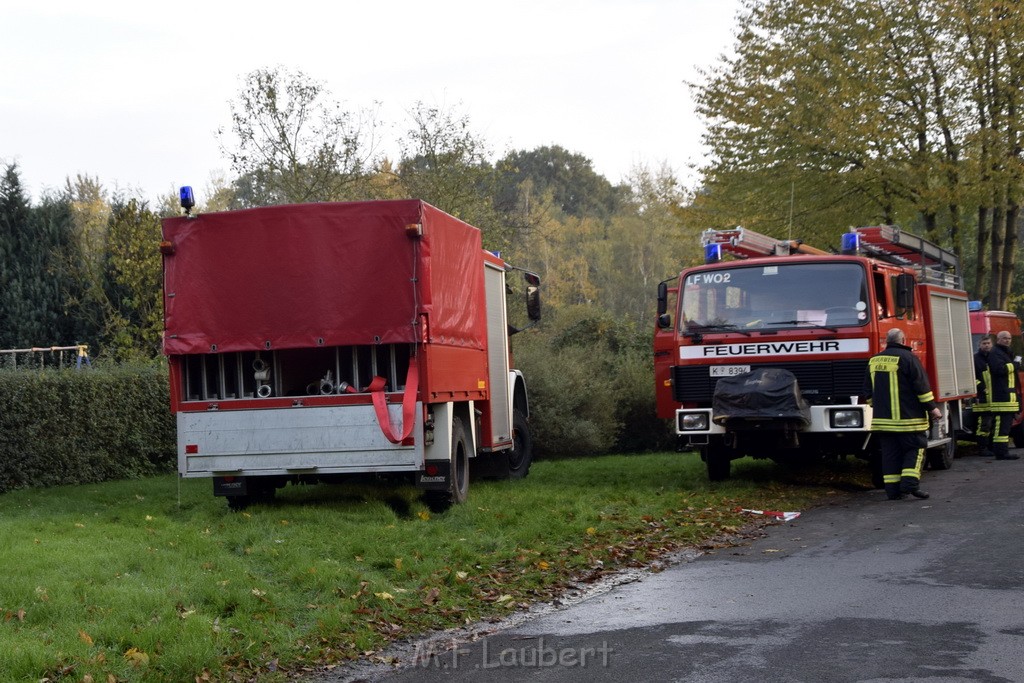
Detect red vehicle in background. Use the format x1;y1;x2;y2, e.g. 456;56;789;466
968;304;1024;446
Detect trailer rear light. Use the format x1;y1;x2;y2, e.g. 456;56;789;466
830;409;863;428
185;444;199;454
424;464;440;476
679;413;709;431
159;240;175;255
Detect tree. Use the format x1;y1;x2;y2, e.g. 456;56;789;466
494;145;626;220
691;0;1024;307
219;67;380;206
395;102;510;253
0;164;78;348
101;198;164;360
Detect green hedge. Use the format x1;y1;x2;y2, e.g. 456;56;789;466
0;365;175;494
514;306;674;457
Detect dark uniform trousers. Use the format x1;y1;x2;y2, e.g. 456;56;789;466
878;432;926;498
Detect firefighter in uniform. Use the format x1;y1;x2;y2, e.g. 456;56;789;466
865;328;941;500
982;331;1021;460
973;335;995;455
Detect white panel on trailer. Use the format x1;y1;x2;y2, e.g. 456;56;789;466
484;262;512;446
178;403;422;477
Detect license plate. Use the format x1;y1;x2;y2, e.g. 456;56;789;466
710;365;750;377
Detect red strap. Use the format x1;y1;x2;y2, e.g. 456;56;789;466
369;355;419;444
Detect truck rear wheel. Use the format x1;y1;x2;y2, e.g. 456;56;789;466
926;438;955;470
507;410;533;479
425;416;470;513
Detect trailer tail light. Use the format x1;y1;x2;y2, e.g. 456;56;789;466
185;444;199;454
424;464;440;477
159;240;175;255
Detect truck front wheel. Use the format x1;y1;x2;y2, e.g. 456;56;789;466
507;410;533;479
704;443;731;481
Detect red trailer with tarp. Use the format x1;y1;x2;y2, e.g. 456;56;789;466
162;197;540;509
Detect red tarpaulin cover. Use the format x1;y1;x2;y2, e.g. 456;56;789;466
162;200;486;355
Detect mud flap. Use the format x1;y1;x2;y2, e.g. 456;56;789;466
415;461;451;491
213;476;248;497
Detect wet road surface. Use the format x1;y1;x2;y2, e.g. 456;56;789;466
323;453;1024;682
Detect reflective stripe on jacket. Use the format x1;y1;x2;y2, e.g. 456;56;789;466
982;345;1020;413
864;342;935;432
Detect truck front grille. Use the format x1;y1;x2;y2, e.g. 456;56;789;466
672;359;867;405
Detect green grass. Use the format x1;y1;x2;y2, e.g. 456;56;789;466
0;452;872;681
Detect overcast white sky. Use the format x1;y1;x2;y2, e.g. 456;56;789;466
1;0;741;204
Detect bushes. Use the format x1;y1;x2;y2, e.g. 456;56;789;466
514;306;673;457
0;364;175;494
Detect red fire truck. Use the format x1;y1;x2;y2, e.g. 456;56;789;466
967;304;1024;446
161;195;540;510
654;225;975;481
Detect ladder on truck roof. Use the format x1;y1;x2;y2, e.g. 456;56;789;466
701;225;961;288
848;225;960;287
700;227;829;259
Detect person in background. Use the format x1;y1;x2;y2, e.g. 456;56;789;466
982;331;1021;460
973;335;995;457
865;328;942;500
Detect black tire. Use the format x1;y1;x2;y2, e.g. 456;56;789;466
926;438;955;470
424;416;471;513
704;444;731;481
226;495;251;512
870;451;885;489
507;410;533;479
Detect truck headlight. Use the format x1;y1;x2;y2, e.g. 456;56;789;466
830;409;863;428
680;413;709;431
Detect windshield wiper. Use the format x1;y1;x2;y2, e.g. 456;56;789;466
687;323;752;337
766;320;838;332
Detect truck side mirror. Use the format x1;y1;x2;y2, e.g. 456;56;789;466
895;273;915;311
524;272;541;322
656;282;672;328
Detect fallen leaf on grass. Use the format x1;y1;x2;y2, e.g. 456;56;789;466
79;630;94;646
375;592;394;601
422;587;440;606
124;648;150;667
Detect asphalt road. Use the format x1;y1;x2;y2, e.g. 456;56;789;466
327;452;1024;683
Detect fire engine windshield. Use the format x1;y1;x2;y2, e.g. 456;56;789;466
680;262;869;332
